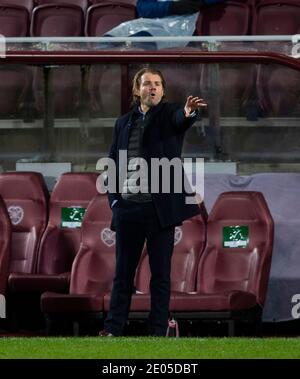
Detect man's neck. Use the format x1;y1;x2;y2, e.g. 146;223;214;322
140;104;150;113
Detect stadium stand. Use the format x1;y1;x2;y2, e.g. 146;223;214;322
1;0;300;339
41;194;116;336
169;191;274;336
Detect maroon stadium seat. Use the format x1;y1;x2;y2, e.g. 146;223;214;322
103;203;208;318
85;1;136;36
30;3;84;36
195;1;254;117
196;1;251;36
41;194;116;335
0;1;33;37
89;0;137;5
170;192;274;336
85;2;136;118
8;172;98;295
0;172;48;275
34;0;88;11
0;195;12;297
30;3;84;118
252;0;300;35
253;0;300;116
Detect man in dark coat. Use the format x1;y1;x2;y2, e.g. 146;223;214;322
99;67;207;337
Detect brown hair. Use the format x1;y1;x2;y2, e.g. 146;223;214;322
132;67;166;104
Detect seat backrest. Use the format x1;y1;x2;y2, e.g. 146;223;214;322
135;203;208;294
197;191;274;307
30;3;84;36
36;172;98;275
0;2;32;36
69;194;116;295
2;0;33;12
85;2;136;36
0;172;49;274
89;0;137;5
196;1;251;35
0;195;12;296
253;0;300;34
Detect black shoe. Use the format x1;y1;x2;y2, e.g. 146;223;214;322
99;329;114;337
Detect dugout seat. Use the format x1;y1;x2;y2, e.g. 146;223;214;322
169;191;274;336
103;203;208;319
0;196;12;298
0;172;48;276
7;172;98;330
41;194;116;335
8;172;98;295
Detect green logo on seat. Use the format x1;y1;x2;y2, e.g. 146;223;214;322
61;207;86;228
223;225;249;248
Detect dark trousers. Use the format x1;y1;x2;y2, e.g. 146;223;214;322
104;199;175;336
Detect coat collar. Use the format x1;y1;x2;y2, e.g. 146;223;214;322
128;101;165;131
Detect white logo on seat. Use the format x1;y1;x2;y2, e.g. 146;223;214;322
0;295;5;318
174;227;182;246
101;228;116;247
8;206;24;225
291;42;300;59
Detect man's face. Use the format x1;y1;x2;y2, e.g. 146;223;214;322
135;72;164;111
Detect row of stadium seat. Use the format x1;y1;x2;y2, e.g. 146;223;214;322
1;0;300;37
1;0;136;37
2;1;300;119
0;172;274;336
41;191;273;336
0;172;98;330
1;61;299;122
